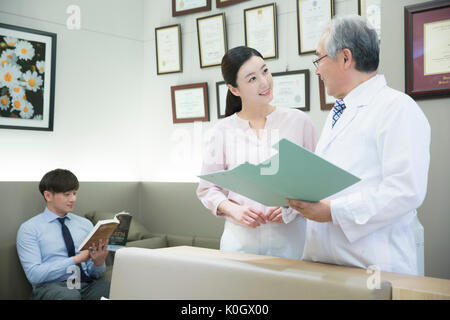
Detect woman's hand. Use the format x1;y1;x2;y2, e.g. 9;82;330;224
265;206;283;223
218;201;266;228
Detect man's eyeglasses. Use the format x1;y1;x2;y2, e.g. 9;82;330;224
313;54;328;68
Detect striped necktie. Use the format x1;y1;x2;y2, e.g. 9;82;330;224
332;99;346;128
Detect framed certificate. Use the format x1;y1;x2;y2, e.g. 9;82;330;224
334;0;360;16
216;0;248;8
216;81;227;119
197;13;227;68
244;3;278;60
297;0;333;55
171;82;209;123
319;78;335;110
172;0;211;17
405;1;450;99
155;24;182;75
271;70;310;111
360;0;381;40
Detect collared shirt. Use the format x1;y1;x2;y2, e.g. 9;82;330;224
297;74;430;275
197;107;318;259
17;207;106;286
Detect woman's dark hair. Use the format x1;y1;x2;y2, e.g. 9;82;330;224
221;46;263;117
39;169;79;198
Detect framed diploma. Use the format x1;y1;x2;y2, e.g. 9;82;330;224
216;81;227;119
171;82;209;123
197;13;227;68
216;0;248;8
405;1;450;99
334;0;360;16
172;0;211;17
271;70;310;111
155;24;182;75
297;0;334;55
319;78;335;110
360;0;381;40
244;3;278;60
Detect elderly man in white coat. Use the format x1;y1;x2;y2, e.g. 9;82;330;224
284;15;430;275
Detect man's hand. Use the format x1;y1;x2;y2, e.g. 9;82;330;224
286;199;332;223
73;250;90;264
89;239;109;266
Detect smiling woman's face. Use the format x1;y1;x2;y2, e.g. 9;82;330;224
229;56;273;105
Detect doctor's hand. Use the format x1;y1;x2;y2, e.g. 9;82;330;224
286;199;332;223
265;207;283;223
218;201;266;228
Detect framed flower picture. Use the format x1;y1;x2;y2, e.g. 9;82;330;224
0;23;56;131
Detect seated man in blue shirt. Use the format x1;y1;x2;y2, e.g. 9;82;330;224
17;169;110;300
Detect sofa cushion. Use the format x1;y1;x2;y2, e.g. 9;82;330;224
84;211;152;242
166;234;194;247
193;236;220;249
126;236;168;249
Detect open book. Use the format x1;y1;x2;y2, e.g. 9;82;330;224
78;211;131;252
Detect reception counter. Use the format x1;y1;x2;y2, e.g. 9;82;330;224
109;246;450;300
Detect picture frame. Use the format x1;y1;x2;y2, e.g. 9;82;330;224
333;0;360;16
0;23;56;131
197;13;227;68
172;0;211;17
216;0;248;8
319;78;335;110
297;0;333;55
404;1;450;99
271;69;310;111
171;82;209;123
244;3;278;60
155;24;182;75
359;0;381;40
216;81;227;119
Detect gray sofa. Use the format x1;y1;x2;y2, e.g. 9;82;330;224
0;181;223;300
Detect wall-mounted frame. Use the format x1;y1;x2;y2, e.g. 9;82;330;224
360;0;381;40
271;69;310;111
297;0;333;55
333;0;360;16
172;0;211;17
319;78;335;110
155;24;182;75
244;3;278;60
216;0;249;8
171;82;209;123
0;23;56;131
216;81;227;119
405;1;450;99
197;13;227;68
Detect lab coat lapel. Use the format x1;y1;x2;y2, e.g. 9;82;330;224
318;105;360;154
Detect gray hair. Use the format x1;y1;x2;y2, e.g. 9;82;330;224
325;15;379;72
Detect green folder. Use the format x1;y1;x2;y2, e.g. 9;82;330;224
198;138;361;207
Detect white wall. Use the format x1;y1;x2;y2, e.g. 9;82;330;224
0;0;144;181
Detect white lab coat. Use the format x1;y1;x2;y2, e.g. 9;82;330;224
289;75;431;275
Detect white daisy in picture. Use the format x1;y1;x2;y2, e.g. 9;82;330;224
23;70;43;92
0;50;18;67
9;83;26;99
0;95;10;111
15;40;35;61
4;36;18;47
33;114;43;120
36;60;45;74
11;96;26;112
0;63;21;89
20;101;34;119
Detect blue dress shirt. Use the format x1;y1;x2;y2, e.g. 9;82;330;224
17;207;106;286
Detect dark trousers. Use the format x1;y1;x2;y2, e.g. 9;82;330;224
31;279;110;300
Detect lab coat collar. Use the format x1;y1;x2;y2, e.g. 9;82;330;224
318;74;387;153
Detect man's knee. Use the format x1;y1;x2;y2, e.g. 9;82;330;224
32;282;82;300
